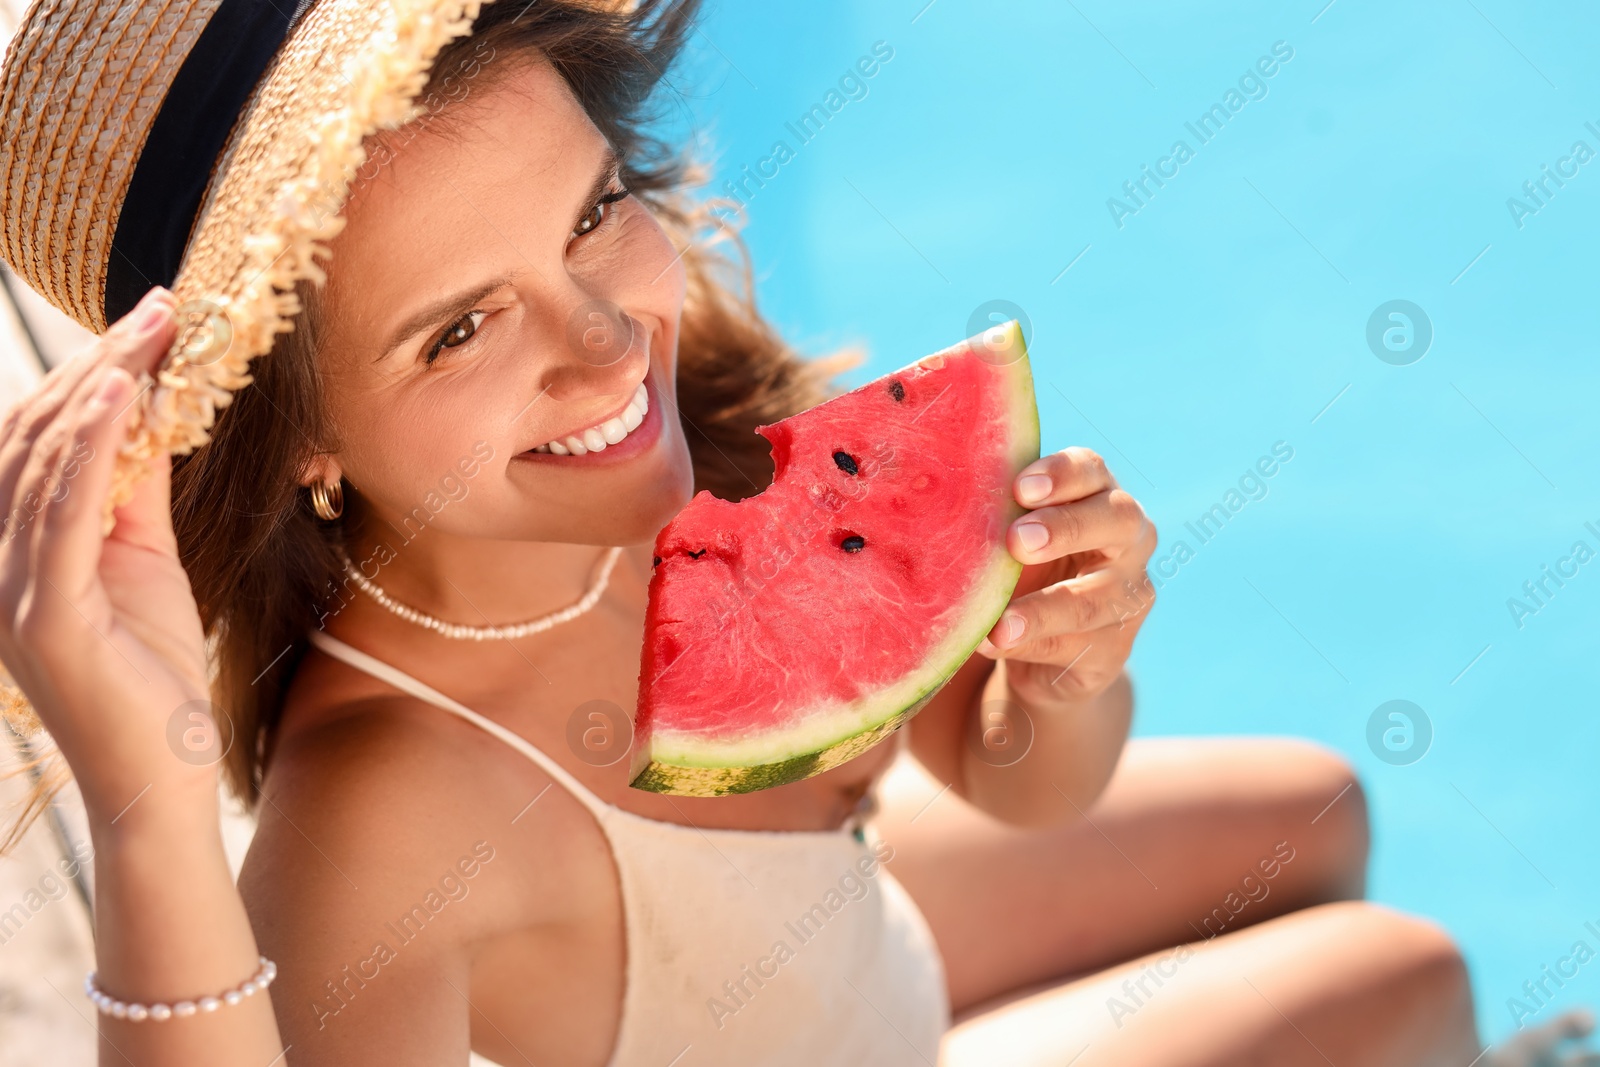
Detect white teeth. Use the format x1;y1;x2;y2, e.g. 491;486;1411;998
535;382;650;456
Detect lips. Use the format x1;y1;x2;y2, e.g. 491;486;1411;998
527;380;650;456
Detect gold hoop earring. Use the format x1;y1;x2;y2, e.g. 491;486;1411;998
309;479;344;521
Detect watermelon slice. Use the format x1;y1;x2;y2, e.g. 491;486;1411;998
630;321;1040;796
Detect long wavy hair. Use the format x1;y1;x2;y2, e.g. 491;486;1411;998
3;0;855;846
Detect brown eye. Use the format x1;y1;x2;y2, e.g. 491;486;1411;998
426;310;484;364
573;189;631;240
575;202;605;236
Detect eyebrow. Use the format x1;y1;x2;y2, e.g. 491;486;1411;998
373;272;517;362
372;148;624;363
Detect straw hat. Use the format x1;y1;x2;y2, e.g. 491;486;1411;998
0;0;490;528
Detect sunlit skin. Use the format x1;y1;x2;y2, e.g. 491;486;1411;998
7;53;1582;1067
306;57;696;599
281;61;1164;1045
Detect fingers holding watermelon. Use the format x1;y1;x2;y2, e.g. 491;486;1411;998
1003;488;1151;566
993;620;1139;705
1011;445;1116;508
976;447;1157;702
1002;567;1152;635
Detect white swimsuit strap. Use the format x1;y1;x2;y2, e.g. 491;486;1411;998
306;630;614;822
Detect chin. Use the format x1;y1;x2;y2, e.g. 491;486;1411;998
596;452;696;545
633;460;697;540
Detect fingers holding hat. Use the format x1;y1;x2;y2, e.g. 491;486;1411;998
1;285;173;428
0;289;175;599
0;287;173;496
29;366;137;608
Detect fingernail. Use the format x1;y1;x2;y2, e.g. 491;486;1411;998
1017;473;1051;505
1015;521;1049;553
89;368;130;410
131;290;172;335
1000;612;1025;644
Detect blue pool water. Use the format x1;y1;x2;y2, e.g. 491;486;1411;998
669;0;1600;1043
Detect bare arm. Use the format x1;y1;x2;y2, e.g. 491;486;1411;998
909;447;1154;827
238;702;533;1065
963;659;1135;821
906;658;1135;828
89;796;284;1065
0;288;286;1064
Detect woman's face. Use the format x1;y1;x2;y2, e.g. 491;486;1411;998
312;56;695;549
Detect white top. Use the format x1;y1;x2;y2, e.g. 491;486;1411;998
307;629;950;1066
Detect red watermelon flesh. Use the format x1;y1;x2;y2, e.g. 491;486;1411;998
630;321;1040;795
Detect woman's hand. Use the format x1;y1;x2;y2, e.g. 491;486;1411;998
976;447;1157;710
0;287;216;829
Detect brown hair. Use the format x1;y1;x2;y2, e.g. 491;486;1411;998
3;0;856;844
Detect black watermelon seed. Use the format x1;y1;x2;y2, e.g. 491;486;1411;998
652;555;662;566
832;450;859;475
840;535;866;553
687;548;708;559
888;379;905;402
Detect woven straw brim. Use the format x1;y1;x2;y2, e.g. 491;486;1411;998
1;0;217;329
129;0;492;525
4;0;487;526
0;0;490;733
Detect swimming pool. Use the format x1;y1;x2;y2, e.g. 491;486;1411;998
670;0;1600;1043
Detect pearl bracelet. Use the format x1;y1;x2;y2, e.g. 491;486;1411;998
84;956;277;1021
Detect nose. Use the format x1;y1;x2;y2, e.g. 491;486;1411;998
569;299;637;370
539;296;650;404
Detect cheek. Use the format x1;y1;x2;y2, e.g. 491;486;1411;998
608;205;687;315
339;376;516;502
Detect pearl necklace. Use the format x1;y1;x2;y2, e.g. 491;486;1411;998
336;545;624;641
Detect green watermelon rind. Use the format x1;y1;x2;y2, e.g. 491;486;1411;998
630;322;1041;795
630;546;1026;795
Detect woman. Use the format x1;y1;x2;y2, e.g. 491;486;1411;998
0;0;1576;1064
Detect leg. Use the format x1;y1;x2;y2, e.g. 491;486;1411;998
874;736;1369;1011
938;901;1479;1067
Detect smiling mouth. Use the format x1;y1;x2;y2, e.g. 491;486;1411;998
527;381;649;455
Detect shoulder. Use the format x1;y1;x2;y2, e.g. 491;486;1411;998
240;645;614;968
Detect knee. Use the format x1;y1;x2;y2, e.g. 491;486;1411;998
1262;902;1479;1060
1377;909;1479;1061
1324;901;1474;1015
1377;905;1469;987
1276;740;1370;896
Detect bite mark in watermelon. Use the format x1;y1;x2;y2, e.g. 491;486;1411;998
630;321;1040;796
